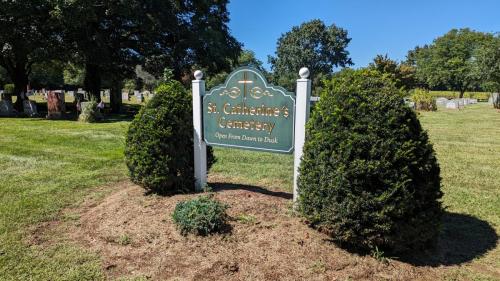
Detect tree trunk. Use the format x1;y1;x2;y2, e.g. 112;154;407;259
84;63;101;102
110;79;123;113
459;90;465;99
12;65;29;112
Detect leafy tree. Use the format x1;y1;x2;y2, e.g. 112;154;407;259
135;65;159;91
55;0;154;111
410;29;494;97
369;54;416;90
474;36;500;93
56;0;240;113
63;63;85;88
30;61;65;89
0;67;10;87
0;0;60;109
269;19;352;91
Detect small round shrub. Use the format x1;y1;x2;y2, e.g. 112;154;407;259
78;101;101;122
298;69;443;253
3;84;14;94
125;81;215;194
411;88;437;111
172;195;229;236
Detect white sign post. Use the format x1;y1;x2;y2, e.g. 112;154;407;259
293;67;312;202
192;70;207;191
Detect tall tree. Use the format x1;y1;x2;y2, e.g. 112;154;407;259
369;54;416;90
410;28;494;98
269;19;352;91
56;0;240;112
0;0;60;109
474;36;500;93
30;61;65;89
0;67;10;86
55;0;157;108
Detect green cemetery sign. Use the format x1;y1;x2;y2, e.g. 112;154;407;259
203;67;296;153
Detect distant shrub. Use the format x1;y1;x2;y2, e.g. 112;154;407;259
125;81;215;194
298;69;443;253
172;196;229;236
411;88;437;111
429;91;490;100
78;101;101;123
3;84;14;94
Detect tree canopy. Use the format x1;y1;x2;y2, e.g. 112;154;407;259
473;35;500;93
269;19;352;91
0;0;61;107
408;28;494;97
1;0;241;113
368;54;416;90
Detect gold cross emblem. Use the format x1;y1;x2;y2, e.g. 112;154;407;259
238;72;253;99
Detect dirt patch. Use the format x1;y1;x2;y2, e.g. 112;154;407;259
32;179;450;281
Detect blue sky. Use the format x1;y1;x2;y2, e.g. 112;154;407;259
228;0;500;70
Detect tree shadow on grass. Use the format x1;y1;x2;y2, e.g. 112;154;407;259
398;212;498;266
210;182;293;200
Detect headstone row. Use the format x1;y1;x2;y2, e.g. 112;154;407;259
433;97;478;110
121;90;155;102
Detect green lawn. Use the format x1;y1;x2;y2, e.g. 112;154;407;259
0;104;499;280
418;105;500;279
0;119;129;280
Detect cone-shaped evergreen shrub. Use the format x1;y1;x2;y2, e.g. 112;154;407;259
125;81;215;194
298;69;443;253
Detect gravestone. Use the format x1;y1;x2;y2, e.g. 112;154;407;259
135;91;143;103
23;100;38;117
492;93;500;109
446;100;459;109
0;100;14;116
436;97;448;106
46;91;66;119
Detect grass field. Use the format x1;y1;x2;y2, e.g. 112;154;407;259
0;104;499;280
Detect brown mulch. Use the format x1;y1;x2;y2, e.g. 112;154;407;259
30;179;449;281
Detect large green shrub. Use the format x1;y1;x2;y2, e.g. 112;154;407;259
172;195;229;236
125;81;215;194
298;69;443;253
